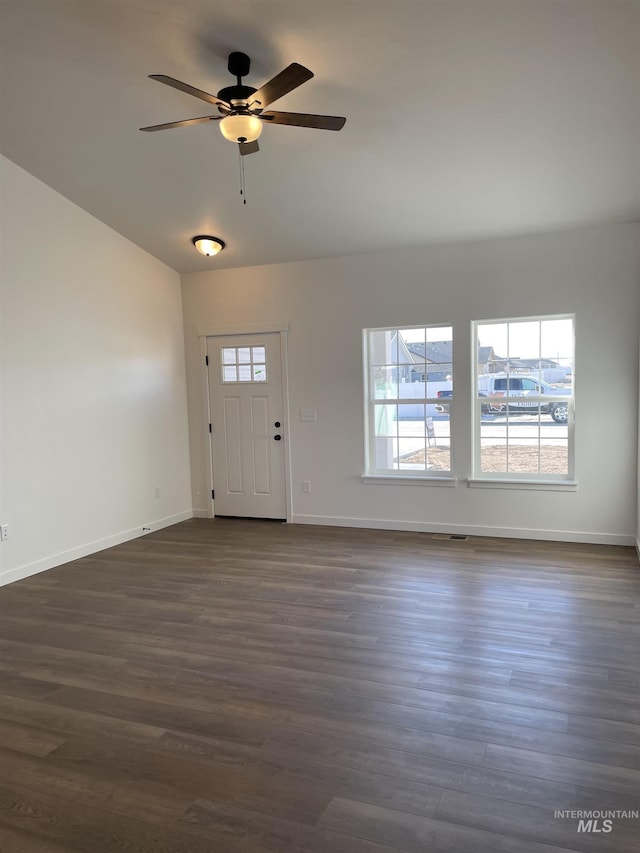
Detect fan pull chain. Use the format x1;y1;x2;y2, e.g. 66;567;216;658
238;147;247;205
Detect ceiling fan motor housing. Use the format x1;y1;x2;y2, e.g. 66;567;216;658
228;51;251;78
216;84;257;108
218;51;257;109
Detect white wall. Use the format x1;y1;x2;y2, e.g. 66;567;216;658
0;156;192;585
182;223;639;546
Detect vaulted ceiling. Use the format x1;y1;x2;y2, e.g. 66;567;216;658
1;0;638;273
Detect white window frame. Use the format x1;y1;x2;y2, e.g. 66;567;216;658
471;314;575;485
362;324;455;482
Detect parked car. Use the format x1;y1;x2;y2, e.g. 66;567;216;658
435;374;570;423
435;390;453;413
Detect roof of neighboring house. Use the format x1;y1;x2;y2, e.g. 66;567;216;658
518;358;561;369
406;341;452;365
390;332;415;364
407;341;498;365
478;346;495;364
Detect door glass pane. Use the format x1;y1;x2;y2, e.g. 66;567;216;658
238;364;252;381
223;365;237;382
253;365;267;382
252;346;266;362
237;347;251;363
222;347;236;364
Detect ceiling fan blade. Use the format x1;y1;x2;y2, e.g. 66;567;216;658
251;63;313;109
140;115;222;132
239;140;260;156
149;75;230;108
261;111;346;131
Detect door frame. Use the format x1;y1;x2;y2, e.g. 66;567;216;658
197;322;292;522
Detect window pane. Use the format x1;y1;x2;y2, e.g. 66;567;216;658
238;364;252;381
223;365;237;382
253;365;267;381
397;403;425;424
374;404;397;437
540;441;569;475
369;329;395;364
481;441;507;473
237;347;251;363
426;445;451;472
252;346;266;362
397;437;426;470
507;439;541;474
399;327;426;384
373;365;399;399
541;318;573;360
508;320;539;358
425;326;453;383
222;348;236;364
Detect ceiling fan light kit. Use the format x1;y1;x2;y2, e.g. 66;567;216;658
192;236;225;257
219;113;263;144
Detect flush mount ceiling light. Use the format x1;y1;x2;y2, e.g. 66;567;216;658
192;235;225;257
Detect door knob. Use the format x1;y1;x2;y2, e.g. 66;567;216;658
274;421;281;428
274;434;282;441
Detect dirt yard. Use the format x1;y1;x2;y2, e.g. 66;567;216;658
403;444;568;474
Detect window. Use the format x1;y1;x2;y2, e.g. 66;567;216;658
221;345;267;383
473;315;574;480
364;325;453;476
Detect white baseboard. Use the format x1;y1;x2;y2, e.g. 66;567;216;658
291;514;635;547
0;510;193;588
636;537;640;564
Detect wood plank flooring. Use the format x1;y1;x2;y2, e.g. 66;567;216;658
0;518;638;852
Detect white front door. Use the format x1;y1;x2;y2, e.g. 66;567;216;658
207;333;287;519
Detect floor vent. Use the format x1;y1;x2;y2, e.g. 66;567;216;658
432;533;469;541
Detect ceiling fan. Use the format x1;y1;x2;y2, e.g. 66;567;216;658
140;51;346;155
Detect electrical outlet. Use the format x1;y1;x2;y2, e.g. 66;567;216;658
0;524;9;541
154;487;161;499
303;480;311;493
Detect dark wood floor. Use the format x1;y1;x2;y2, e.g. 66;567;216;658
0;519;638;852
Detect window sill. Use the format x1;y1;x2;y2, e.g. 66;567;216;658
361;475;458;487
466;478;577;492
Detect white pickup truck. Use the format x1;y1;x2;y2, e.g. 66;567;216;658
436;373;571;423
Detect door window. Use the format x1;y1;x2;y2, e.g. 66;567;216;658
221;346;267;383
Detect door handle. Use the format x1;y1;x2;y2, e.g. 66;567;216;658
274;434;282;441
